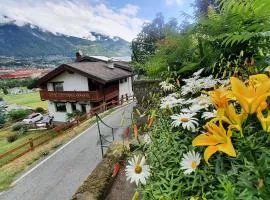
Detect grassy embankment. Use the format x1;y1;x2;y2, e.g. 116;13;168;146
3;92;47;109
0;92;48;163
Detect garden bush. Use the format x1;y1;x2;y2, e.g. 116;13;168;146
8;109;31;121
35;107;46;114
0;111;5;125
17;126;28;136
12;122;27;131
6;134;18;143
66;110;84;121
2;88;8;95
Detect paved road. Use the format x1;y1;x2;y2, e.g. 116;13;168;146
0;103;135;200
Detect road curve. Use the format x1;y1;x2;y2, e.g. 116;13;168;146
0;103;135;200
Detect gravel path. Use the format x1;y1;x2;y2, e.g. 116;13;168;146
0;103;135;200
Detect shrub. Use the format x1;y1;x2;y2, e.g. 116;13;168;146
17;126;28;136
35;107;45;114
12;122;27;131
3;88;8;95
8;109;31;121
0;111;5;125
66;110;84;121
6;134;18;143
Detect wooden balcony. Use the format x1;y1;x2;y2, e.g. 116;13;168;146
40;87;119;102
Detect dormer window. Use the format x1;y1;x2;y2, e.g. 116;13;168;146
52;82;64;91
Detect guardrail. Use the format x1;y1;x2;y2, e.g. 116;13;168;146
0;94;135;167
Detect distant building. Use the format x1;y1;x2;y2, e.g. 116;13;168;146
36;56;133;122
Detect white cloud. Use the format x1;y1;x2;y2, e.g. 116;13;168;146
0;0;145;41
120;4;140;16
165;0;184;6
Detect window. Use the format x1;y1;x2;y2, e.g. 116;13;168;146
71;103;77;112
120;78;127;84
52;82;64;91
81;104;87;113
55;102;66;112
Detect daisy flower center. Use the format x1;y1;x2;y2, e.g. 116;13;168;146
191;161;198;169
180;117;189;123
134;164;142;174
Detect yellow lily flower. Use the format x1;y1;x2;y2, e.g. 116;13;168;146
257;101;268;112
249;74;269;88
208;87;234;109
192;121;236;163
257;110;270;132
215;104;247;135
230;76;270;114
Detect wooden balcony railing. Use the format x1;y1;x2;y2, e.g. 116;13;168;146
40;87;119;102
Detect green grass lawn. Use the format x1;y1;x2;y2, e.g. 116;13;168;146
0;128;44;154
3;92;47;110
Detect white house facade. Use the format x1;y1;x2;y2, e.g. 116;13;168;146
37;56;133;122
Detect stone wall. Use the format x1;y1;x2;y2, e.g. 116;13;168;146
71;142;125;200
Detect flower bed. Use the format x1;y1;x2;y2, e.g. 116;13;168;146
125;69;270;199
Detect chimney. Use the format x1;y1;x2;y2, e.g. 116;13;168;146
75;51;82;62
107;58;114;69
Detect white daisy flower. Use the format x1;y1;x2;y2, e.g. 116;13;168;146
181;104;204;113
200;76;218;89
160;96;184;109
181;78;203;95
190;94;212;109
183;76;199;83
193;68;204;77
217;79;230;86
171;113;199;132
126;155;150;186
180;151;201;175
159;81;175;91
168;92;181;98
143;134;152;144
202;110;217;120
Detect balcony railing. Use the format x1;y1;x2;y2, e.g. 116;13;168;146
40;87;119;102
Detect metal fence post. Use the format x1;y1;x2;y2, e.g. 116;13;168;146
96;114;104;157
111;128;114;141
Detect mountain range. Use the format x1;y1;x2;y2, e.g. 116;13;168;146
0;23;131;58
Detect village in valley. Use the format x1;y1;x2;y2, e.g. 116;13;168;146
1;0;270;200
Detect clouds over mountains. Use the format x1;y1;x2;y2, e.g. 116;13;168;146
0;0;146;41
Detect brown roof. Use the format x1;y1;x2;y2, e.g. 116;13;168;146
78;56;132;72
37;61;132;86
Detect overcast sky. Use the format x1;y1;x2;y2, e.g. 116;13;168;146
0;0;194;41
